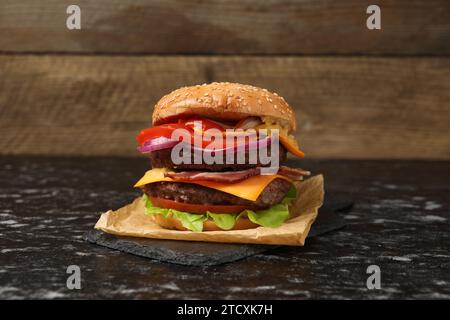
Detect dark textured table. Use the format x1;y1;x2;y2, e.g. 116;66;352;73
0;157;449;299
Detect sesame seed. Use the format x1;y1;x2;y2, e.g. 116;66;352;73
274;105;278;109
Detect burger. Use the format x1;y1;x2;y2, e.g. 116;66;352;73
134;82;310;232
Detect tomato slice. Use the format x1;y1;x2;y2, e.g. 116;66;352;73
137;118;227;147
149;196;254;214
137;123;186;145
181;118;225;133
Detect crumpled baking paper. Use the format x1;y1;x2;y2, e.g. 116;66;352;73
94;174;324;246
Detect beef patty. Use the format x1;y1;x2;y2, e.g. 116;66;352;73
143;178;291;209
149;146;287;171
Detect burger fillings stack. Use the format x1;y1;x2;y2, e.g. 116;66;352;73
134;82;310;232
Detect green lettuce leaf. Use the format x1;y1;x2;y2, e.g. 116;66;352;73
244;204;290;228
281;186;297;205
172;211;206;232
143;194;170;218
142;188;294;232
143;194;206;232
206;212;238;230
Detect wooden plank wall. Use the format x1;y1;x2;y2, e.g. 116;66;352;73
0;0;449;159
2;0;450;55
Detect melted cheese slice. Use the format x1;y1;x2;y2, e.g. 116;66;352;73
134;168;291;201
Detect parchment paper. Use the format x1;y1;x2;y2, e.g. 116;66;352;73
94;174;324;246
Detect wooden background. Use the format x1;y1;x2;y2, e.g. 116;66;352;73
0;0;449;159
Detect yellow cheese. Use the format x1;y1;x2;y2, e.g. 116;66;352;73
134;168;173;186
134;168;291;201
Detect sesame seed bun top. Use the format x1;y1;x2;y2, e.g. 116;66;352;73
152;82;297;132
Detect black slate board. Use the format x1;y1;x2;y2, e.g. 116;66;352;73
84;195;351;266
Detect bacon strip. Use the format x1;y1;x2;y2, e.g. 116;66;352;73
164;165;310;183
164;168;261;183
278;166;311;181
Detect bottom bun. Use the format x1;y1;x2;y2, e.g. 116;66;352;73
151;215;259;231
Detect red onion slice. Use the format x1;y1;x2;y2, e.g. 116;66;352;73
137;134;273;155
137;137;179;154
